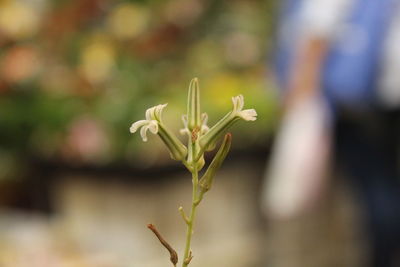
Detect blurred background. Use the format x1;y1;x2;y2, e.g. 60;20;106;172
0;0;379;266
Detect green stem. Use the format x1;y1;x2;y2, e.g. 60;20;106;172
182;168;199;267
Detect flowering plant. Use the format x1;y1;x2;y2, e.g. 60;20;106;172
130;78;257;266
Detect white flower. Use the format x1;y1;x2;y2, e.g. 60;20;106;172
231;95;257;121
130;120;158;142
130;104;167;142
130;103;187;161
232;94;245;112
198;94;257;154
237;109;257;121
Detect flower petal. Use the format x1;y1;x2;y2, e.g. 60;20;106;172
140;125;150;142
145;104;167;121
201;112;208;125
238;109;257;121
145;107;154;121
200;124;210;135
130;120;148;133
155;104;168;121
200;113;209;135
148;120;159;134
180;114;190;136
231;95;244;112
181;114;188;127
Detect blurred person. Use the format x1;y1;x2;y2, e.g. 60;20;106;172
262;0;400;266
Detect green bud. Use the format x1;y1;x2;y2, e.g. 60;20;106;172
187;77;201;131
199;133;232;193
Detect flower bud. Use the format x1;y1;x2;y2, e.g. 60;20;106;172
187;77;201;131
199;133;232;193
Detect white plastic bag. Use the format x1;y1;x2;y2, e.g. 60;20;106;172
261;97;332;219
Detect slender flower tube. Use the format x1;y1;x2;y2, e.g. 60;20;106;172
198;95;257;156
130;104;187;161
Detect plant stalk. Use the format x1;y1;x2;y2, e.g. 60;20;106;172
182;168;199;267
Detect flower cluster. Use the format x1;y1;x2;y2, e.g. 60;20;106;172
129;78;257;167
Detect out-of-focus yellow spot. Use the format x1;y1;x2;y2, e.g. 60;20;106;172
0;1;40;40
204;73;243;109
79;39;115;84
107;3;149;40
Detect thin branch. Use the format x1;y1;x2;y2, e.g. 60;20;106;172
147;224;178;266
179;206;190;224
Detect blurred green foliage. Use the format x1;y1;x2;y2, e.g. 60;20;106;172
0;0;278;178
